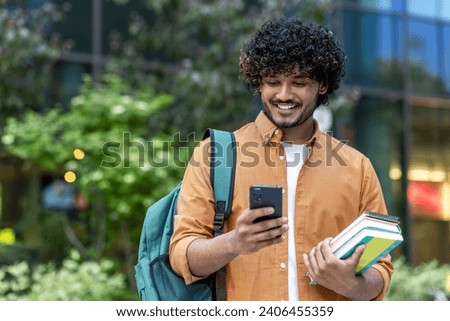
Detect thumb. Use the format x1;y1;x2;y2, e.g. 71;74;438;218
348;243;366;267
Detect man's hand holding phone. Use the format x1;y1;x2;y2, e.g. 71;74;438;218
228;185;288;256
231;207;288;255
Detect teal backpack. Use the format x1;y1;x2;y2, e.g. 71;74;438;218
134;129;236;301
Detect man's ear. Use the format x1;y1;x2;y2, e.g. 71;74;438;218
319;83;328;94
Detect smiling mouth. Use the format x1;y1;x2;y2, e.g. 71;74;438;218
273;102;300;110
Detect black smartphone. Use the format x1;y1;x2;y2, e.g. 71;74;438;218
249;185;283;223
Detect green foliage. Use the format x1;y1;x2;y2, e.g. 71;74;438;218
2;74;188;258
39;213;70;262
107;0;330;133
386;257;450;300
0;250;131;300
0;244;40;267
0;0;70;121
1;109;68;168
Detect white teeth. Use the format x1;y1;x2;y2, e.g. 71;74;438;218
276;103;296;110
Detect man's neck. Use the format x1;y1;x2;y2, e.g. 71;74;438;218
281;117;315;144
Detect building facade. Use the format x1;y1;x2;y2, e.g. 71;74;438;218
328;0;450;264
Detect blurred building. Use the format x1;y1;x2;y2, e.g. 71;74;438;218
328;0;450;264
1;0;448;265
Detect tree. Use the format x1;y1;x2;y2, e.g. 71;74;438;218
106;0;330;134
2;74;188;286
0;0;71;128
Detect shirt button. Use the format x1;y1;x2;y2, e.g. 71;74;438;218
275;129;279;135
282;188;285;193
280;263;286;269
279;155;285;160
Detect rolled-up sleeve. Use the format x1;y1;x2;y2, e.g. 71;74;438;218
169;139;215;284
370;254;394;300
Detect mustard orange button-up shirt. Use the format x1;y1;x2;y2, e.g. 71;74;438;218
169;111;393;301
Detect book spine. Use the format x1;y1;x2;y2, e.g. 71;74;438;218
364;211;400;224
331;225;401;254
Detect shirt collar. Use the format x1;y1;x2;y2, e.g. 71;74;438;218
254;111;319;146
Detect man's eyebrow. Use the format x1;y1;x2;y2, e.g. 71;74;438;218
292;75;311;80
262;74;312;80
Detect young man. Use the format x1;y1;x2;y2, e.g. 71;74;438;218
169;17;393;300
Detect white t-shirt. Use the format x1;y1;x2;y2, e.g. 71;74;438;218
282;142;307;301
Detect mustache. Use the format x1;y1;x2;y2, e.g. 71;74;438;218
269;99;302;106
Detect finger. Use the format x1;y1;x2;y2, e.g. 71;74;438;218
346;243;366;269
303;253;311;273
254;222;288;242
238;207;278;227
256;215;287;229
315;241;327;266
253;214;287;233
259;233;286;246
350;243;366;261
307;247;319;276
303;253;317;285
322;237;333;251
251;233;285;252
237;208;253;224
320;238;336;260
249;206;275;223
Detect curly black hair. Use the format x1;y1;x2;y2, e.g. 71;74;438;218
239;17;345;106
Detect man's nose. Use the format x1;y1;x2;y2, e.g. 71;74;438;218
276;83;294;100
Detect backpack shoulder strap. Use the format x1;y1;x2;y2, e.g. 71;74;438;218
203;129;236;236
203;128;236;301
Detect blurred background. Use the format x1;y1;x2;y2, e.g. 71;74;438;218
0;0;449;300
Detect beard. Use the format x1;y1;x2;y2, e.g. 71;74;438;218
262;99;316;129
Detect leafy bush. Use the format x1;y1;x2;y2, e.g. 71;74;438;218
0;0;70;122
1;74;186;280
0;244;40;267
0;251;133;300
386;257;450;300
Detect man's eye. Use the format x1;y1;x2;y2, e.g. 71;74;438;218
293;82;307;86
266;81;279;86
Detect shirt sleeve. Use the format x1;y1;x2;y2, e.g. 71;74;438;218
169;139;216;284
359;157;394;300
370;254;393;301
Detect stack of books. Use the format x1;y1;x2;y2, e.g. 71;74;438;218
330;211;403;275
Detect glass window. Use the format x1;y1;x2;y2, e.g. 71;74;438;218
54;0;92;53
408;20;446;95
48;62;90;108
343;11;404;89
444;26;450;95
352;97;404;216
442;0;450;21
362;0;392;10
408;104;450;221
408;0;450;21
102;0;148;54
408;103;450;263
408;0;438;19
344;0;404;12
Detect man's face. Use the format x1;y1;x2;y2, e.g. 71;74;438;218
259;73;327;129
